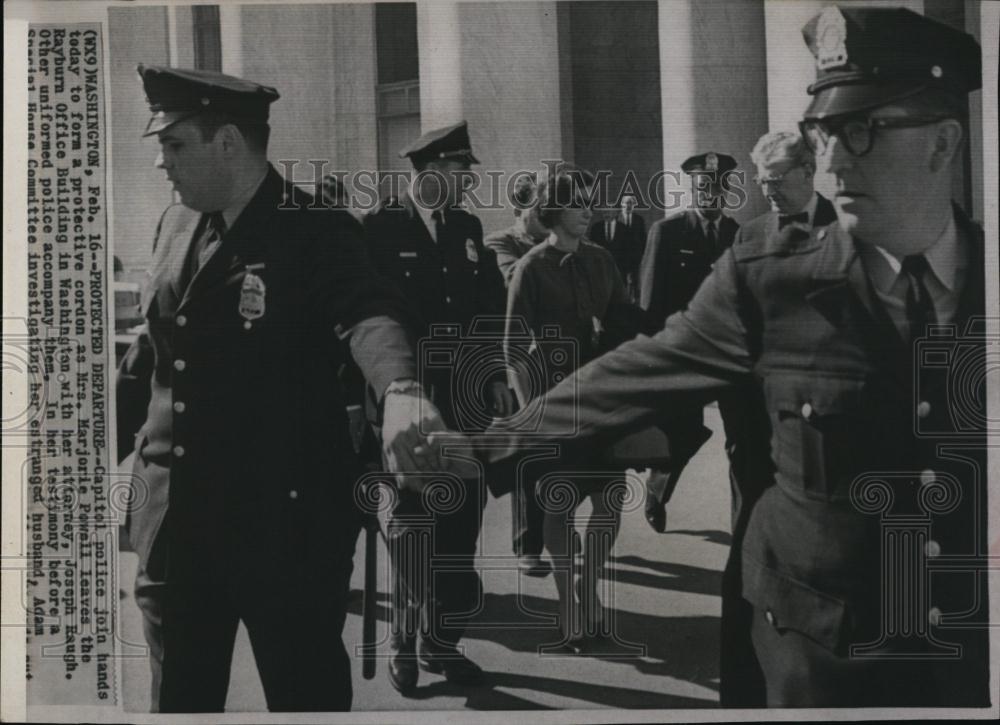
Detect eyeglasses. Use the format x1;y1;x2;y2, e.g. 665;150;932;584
799;114;951;157
752;164;807;187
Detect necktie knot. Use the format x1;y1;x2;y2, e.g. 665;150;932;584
207;212;227;237
901;253;936;342
778;211;809;229
902;254;930;278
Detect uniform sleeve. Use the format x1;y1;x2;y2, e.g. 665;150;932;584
484;233;522;287
474;219;507;316
639;221;663;316
504;260;538;407
488;246;754;461
115;327;154;463
308;215;418;398
115;207;172;463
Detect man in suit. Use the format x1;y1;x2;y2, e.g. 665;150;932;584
588;194;646;299
637;152;740;533
363;121;510;694
741;130;837;244
115;65;448;712
471;6;987;707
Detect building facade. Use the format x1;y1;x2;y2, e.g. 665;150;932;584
108;0;986;274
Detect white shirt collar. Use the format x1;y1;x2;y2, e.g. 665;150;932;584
802;192;819;226
873;213;962;292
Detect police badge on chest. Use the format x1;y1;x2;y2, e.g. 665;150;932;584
239;263;266;329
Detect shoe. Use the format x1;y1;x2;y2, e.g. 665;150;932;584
418;643;485;686
517;553;552;577
388;638;418;695
644;490;667;533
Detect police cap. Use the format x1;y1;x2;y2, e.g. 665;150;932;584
802;6;982;119
680;152;737;176
399;120;480;166
138;64;280;137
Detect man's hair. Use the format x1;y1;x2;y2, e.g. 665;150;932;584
536;163;595;230
751;130;814;170
194;111;271;152
511;173;537;217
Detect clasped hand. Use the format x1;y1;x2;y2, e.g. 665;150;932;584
380;382;483;490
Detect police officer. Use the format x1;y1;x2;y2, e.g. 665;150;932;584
637;153;740;532
363;121;509;693
471;6;987;707
116;65;448;712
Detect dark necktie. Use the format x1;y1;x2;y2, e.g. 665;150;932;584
902;254;937;343
778;211;809;230
706;221;718;252
431;209;445;244
194;212;226;272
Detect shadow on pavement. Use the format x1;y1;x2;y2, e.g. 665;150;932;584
604;555;722;597
658;529;733;546
407;669;713;709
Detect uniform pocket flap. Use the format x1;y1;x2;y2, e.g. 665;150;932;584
764;375;865;417
742;557;848;652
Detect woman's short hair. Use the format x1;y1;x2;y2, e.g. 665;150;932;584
535;163;595;230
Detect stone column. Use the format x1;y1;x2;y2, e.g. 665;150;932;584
657;0;770;223
415;0;563;233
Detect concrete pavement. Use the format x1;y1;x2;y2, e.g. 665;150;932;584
119;405;734;713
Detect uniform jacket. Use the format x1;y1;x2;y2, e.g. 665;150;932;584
639;210;739;322
734;192;837;246
489;207;988;703
363;196;507;428
116;166;415;580
588;211;647;282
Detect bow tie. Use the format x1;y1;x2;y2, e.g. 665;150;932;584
778;212;809;229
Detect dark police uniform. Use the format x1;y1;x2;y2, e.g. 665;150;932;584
716;191;838;706
362;121;506;687
116;66;417;712
637;154;741;535
639;152;740;324
486;7;988;707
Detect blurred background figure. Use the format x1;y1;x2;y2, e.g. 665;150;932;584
588;194;645;302
485;173;548;286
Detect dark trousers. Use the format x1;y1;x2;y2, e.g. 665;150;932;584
511;472;545;556
387;480;485;651
134;555;353;712
750;603;990;707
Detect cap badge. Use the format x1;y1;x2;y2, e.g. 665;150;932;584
931;65;943;78
705;153;719;172
816;6;848;70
